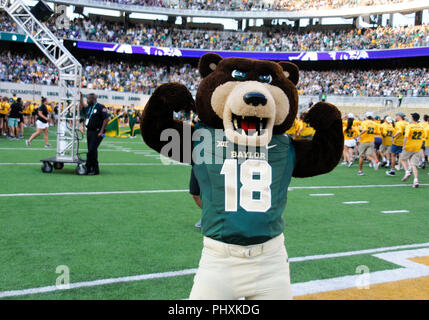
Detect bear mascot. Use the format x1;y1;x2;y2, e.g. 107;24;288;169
141;53;344;300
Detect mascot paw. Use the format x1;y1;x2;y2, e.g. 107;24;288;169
152;83;195;113
304;102;341;131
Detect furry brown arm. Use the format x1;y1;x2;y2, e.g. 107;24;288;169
292;102;344;178
140;83;195;164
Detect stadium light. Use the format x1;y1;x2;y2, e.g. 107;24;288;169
30;0;53;22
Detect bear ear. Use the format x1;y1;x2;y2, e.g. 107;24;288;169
278;61;299;86
199;53;223;78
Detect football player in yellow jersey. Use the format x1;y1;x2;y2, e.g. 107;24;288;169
296;113;315;139
343;117;360;167
356;112;380;175
399;113;427;188
386;112;409;176
380;117;394;168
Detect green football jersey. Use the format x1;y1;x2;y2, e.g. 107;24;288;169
192;122;296;246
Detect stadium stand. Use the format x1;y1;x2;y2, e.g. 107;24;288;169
1;12;428;51
49;0;414;11
1;48;427;97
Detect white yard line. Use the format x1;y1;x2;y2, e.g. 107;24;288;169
309;193;335;197
381;210;410;214
0;183;427;198
1;242;429;299
0;268;198;299
0;189;189;197
343;201;369;204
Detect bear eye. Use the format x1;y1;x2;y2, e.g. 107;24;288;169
259;74;272;84
231;70;247;80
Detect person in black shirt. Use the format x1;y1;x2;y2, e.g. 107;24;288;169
26;97;52;147
8;98;22;140
80;93;109;175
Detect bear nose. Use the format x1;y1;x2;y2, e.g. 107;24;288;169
243;92;267;107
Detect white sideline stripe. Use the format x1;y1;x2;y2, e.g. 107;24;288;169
381;210;410;214
0;268;198;299
309;193;334;197
1;242;429;299
0;190;189;197
288;184;429;190
343;201;369;204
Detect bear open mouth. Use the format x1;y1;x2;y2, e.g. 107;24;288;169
231;113;269;136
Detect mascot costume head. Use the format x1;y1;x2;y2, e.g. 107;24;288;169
141;53;344;300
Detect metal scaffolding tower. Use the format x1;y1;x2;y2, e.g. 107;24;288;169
0;0;86;174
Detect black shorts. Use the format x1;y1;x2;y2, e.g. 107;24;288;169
0;114;5;119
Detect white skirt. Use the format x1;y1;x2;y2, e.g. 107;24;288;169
344;139;356;148
36;120;49;129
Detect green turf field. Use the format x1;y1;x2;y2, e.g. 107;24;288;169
0;126;428;299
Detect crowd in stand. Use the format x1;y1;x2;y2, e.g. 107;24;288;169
170;25;429;51
0;51;58;85
80;59;199;93
84;0;411;11
1;12;428;52
1;49;428;97
298;68;429;97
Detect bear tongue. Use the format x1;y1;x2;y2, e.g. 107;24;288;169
240;119;257;133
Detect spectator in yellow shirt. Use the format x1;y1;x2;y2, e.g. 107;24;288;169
343;117;360;167
386;112;409;176
356;111;380;175
0;97;10;136
285;118;299;139
380;117;394;168
373;116;383;162
296;113;315;139
399;113;426;188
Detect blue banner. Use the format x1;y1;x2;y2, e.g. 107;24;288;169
76;40;429;61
